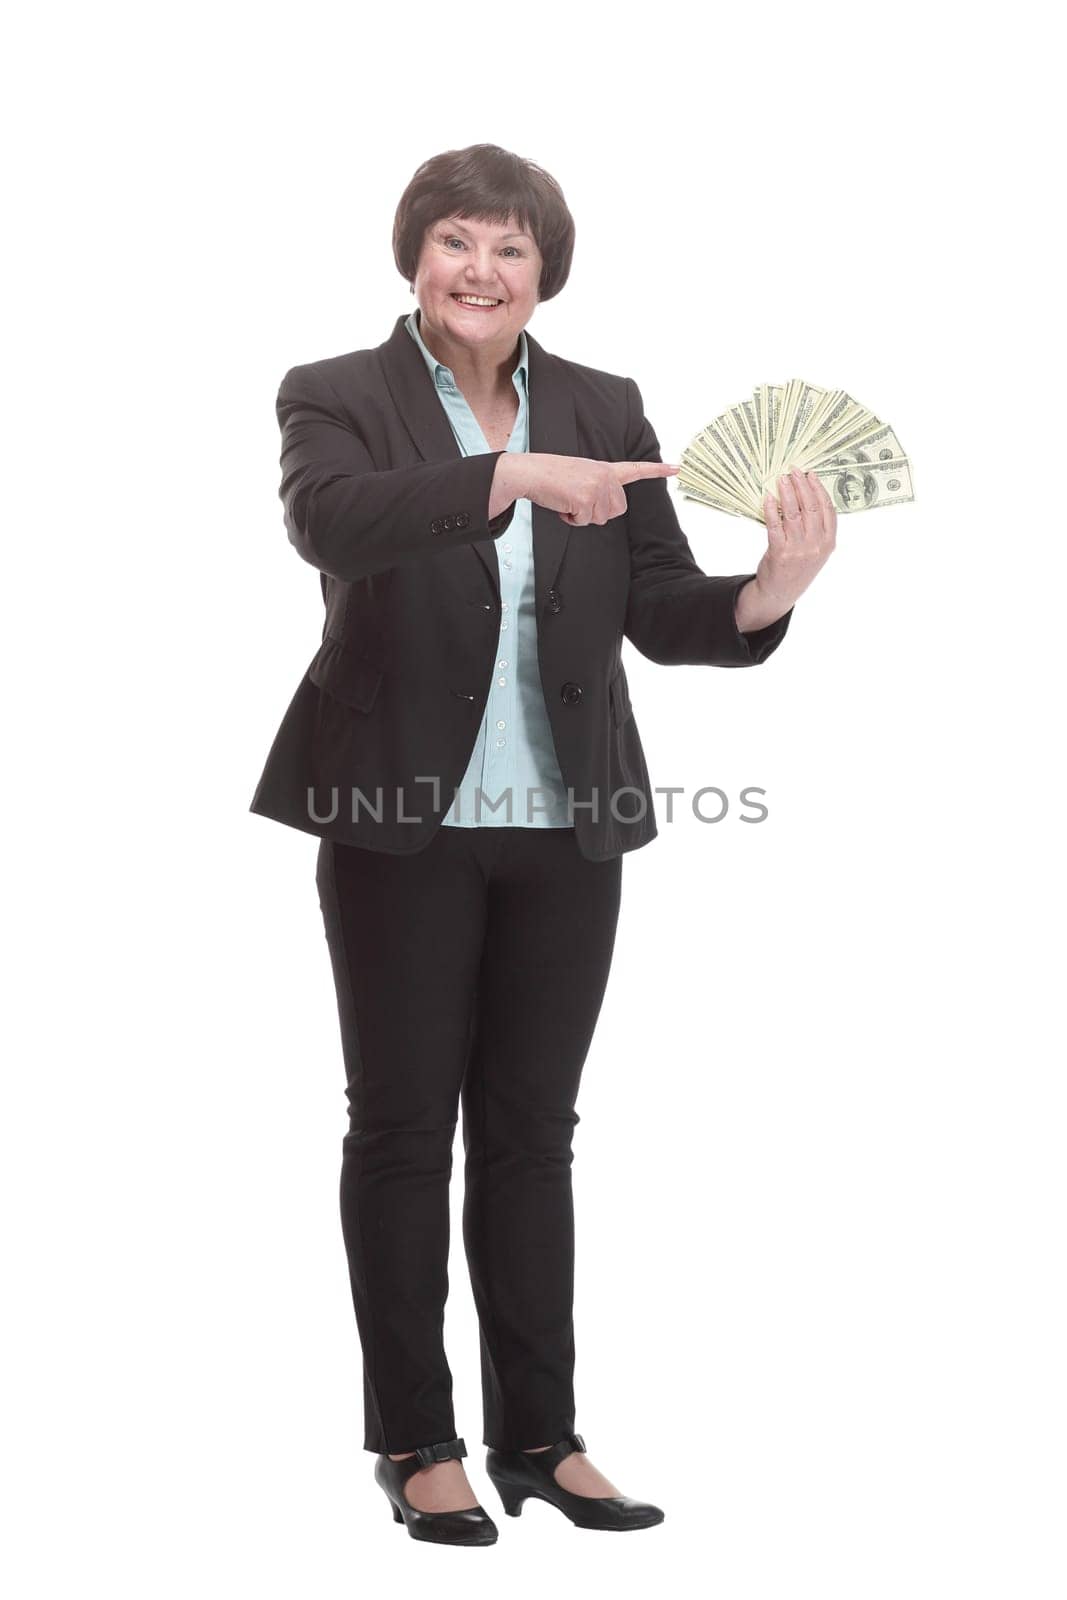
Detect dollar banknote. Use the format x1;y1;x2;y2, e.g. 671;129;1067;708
677;380;915;522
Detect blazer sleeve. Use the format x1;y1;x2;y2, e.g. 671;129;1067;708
621;377;793;667
276;363;517;581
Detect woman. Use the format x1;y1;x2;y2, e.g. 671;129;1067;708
249;143;835;1545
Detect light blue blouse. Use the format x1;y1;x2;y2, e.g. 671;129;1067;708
405;308;572;828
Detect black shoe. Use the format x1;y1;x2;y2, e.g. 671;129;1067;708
485;1431;665;1531
375;1436;498;1545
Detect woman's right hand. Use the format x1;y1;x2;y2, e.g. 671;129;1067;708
490;451;680;526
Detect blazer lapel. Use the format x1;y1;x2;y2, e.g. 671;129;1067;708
377;312;576;610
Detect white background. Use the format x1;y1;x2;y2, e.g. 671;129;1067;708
6;2;1064;1595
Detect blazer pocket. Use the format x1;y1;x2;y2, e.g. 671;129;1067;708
308;634;384;713
609;666;633;729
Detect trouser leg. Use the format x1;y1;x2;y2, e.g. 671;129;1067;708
459;827;623;1450
315;830;489;1454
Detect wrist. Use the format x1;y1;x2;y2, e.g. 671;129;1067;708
488;451;528;522
734;576;794;633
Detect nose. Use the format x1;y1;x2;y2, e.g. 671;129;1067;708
464;249;501;290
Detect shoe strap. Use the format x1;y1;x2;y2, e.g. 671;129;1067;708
414;1436;468;1468
536;1430;586;1475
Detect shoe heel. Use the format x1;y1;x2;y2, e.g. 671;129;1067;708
390;1500;404;1523
493;1482;528;1517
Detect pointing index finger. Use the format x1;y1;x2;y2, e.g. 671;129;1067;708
613;461;681;483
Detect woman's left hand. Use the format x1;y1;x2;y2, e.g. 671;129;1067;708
754;465;837;612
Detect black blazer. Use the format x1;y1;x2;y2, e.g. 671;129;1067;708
248;311;792;860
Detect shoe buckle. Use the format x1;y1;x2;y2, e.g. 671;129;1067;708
566;1431;586;1454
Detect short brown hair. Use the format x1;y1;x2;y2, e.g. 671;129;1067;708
392;143;575;303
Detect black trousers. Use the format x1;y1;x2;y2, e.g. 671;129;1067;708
315;824;624;1455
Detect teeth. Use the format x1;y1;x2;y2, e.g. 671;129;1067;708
453;295;500;306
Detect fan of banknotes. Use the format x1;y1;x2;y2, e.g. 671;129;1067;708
675;379;914;523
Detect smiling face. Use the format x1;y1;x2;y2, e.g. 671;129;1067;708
412;212;543;358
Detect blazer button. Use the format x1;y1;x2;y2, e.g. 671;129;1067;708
547;588;562;613
456;511;471;529
443;515;455;531
430;518;443;535
560;681;582;705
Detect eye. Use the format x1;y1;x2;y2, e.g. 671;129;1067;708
442;236;522;257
